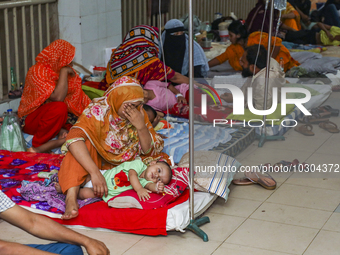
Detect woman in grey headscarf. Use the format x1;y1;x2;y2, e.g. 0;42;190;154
161;19;209;78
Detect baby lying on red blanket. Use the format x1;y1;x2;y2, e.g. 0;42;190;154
56;159;172;202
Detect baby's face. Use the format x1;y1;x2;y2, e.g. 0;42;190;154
144;162;171;184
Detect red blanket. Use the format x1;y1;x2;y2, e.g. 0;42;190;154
0;150;189;236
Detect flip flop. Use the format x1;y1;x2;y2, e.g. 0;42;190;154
232;178;254;186
332;85;340;92
301;116;329;124
310;107;332;118
321;105;339;117
294;124;314;136
319;121;340;133
245;170;277;190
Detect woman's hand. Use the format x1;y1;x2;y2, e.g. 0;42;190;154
137;188;151;201
61;66;75;77
90;171;108;198
123;103;145;130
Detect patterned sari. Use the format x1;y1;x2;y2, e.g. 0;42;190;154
71;76;166;165
105;25;175;87
18;39;91;118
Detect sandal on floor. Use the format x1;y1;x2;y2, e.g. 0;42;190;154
245;170;277;190
294;124;314;136
232;178;254;186
321;105;339;117
332;85;340;92
319;121;340;133
8;89;22;99
310;107;332;118
301;116;329;124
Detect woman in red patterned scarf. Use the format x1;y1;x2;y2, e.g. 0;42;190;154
105;25;206;105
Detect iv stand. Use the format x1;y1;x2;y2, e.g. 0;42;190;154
185;0;210;242
257;0;285;147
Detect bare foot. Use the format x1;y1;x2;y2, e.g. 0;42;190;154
61;199;79;220
55;183;62;193
27;147;38;153
58;128;68;140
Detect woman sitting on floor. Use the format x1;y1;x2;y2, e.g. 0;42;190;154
18;39;91;153
105;25;209;105
208;20;300;72
282;2;301;31
160;19;209;78
58;76;169;220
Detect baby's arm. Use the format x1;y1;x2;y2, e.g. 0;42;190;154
128;169;151;201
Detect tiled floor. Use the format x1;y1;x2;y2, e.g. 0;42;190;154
1;93;340;255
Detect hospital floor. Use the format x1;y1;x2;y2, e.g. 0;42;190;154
1;92;340;255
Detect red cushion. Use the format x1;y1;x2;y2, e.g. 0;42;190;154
108;167;189;209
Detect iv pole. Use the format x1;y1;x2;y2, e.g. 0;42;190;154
257;0;285;147
185;0;210;242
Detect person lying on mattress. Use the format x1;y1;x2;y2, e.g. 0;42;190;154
283;22;340;46
220;45;286;111
208;20;300;72
58;76;170;220
143;80;213;119
160;19;209;78
57;159;172;203
18;39;91;154
104;25;210;105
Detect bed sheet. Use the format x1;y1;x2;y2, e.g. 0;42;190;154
157;122;237;163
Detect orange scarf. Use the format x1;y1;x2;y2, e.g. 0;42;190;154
18;39;91;118
72;76;165;165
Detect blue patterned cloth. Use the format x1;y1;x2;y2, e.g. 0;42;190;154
158;122;237;163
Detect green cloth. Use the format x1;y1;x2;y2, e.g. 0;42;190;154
284;83;320;99
102;160;152;202
82;85;104;100
320;26;340;46
227;104;296;125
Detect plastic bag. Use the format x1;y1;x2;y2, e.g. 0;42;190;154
179;14;201;34
0;113;27;152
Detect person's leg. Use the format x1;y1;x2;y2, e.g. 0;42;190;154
23;101;68;148
59;138;102;220
78;187;96;199
27;243;83;255
322;4;340;27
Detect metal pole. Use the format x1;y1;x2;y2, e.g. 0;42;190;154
261;0;275;137
188;0;195;221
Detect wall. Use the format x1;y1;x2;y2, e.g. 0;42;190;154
58;0;122;68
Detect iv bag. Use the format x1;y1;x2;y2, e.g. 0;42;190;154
274;0;287;11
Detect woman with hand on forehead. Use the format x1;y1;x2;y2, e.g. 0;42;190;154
58;76;169;220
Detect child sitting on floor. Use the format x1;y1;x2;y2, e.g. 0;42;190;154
57;160;172;202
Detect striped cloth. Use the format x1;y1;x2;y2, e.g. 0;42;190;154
157;122;237;163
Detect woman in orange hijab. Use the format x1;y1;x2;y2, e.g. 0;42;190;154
58;76;168;220
18;39;91;153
